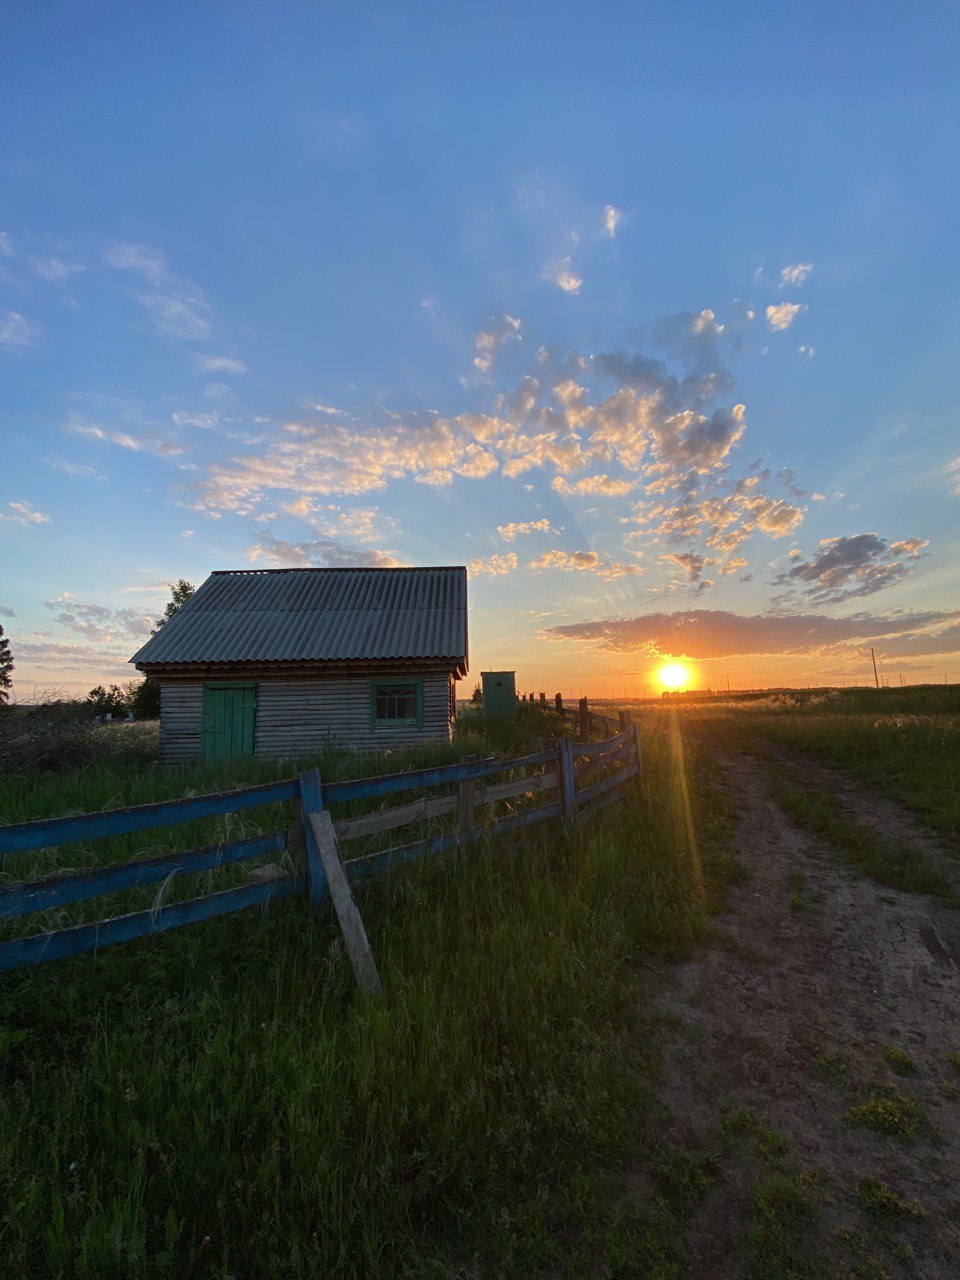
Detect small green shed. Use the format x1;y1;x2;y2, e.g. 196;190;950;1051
481;671;517;717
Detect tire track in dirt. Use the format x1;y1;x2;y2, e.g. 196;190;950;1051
650;731;960;1278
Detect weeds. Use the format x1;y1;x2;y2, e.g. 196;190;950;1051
842;1091;929;1141
881;1045;916;1076
854;1174;924;1220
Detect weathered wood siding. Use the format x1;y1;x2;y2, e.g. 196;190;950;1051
159;683;204;763
159;671;456;763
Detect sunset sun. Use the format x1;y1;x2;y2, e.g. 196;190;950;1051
658;662;690;692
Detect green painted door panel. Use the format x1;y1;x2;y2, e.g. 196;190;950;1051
201;684;257;762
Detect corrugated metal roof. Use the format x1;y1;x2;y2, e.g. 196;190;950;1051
130;567;468;668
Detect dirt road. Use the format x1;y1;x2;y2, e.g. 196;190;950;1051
651;728;960;1278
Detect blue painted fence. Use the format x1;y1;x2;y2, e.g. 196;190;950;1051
0;721;641;974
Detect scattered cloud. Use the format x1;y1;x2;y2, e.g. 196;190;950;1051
543;257;582;294
0;310;40;350
779;262;814;288
779;532;928;603
44;593;154;643
196;355;248;375
497;518;556;541
473;314;521;374
527;549;642;579
766;302;805;331
0;500;50;527
662;551;714;582
0;604;15;617
103;241;212;341
468;552;518;577
44;457;106;480
798;344;815;357
0;231;15;256
603;205;622;238
247;531;401;569
718;557;749;575
552;474;635;497
30;256;86;282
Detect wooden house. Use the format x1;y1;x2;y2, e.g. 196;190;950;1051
130;566;468;763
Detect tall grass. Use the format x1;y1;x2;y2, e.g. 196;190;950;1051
0;711;734;1277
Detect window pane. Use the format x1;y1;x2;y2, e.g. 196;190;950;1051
375;683;418;722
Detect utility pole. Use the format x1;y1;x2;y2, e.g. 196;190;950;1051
871;647;879;689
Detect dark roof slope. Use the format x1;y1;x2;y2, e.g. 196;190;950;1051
131;566;467;670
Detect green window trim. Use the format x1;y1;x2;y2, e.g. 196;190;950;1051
369;678;423;731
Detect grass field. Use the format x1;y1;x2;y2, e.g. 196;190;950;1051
0;707;741;1279
633;686;960;844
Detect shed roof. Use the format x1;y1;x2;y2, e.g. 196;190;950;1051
130;566;467;672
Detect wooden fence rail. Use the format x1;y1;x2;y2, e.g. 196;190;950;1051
0;723;641;975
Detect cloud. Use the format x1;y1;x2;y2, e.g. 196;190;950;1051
0;604;15;617
718;556;749;575
527;549;642;579
0;310;40;350
0;500;50;526
102;243;166;280
497;518;556;541
766;302;806;331
603;205;622;238
473;314;522;374
196;355;248;375
44;457;106;480
780;533;928;603
137;290;212;340
44;593;154;643
543;257;582;294
552;474;635;497
468;552;518;577
779;262;814;288
0;231;14;256
172;409;219;429
31;256;86;282
103;242;212;341
777;467;807;499
64;412;186;457
662;551;714;582
247;532;401;569
544;607;960;661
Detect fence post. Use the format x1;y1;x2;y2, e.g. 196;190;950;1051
618;709;630;733
578;696;589;739
558;737;576;824
306;809;382;996
458;754;477;833
632;721;642;772
555;692;563;714
539;691;546;707
298;768;328;908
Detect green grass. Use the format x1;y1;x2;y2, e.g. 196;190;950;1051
701;687;960;843
881;1045;917;1077
0;709;735;1278
772;772;959;906
842;1091;930;1142
854;1174;924;1220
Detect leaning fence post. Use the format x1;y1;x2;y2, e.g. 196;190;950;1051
558;737;577;825
307;809;382;996
298;768;328;908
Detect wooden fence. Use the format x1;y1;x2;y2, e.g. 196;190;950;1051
0;720;640;975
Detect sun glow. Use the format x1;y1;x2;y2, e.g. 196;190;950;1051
658;662;690;691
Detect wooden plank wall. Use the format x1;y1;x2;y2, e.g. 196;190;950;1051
160;670;456;762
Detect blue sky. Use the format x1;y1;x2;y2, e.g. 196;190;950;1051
2;2;959;697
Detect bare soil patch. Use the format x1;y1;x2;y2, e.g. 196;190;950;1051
650;730;960;1278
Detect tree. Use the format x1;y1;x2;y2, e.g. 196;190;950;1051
470;682;483;705
152;579;196;634
0;625;13;705
86;684;128;717
131;580;197;720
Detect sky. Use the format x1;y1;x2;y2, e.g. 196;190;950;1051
2;2;959;700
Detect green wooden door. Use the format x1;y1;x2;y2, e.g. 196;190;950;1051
201;683;257;762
